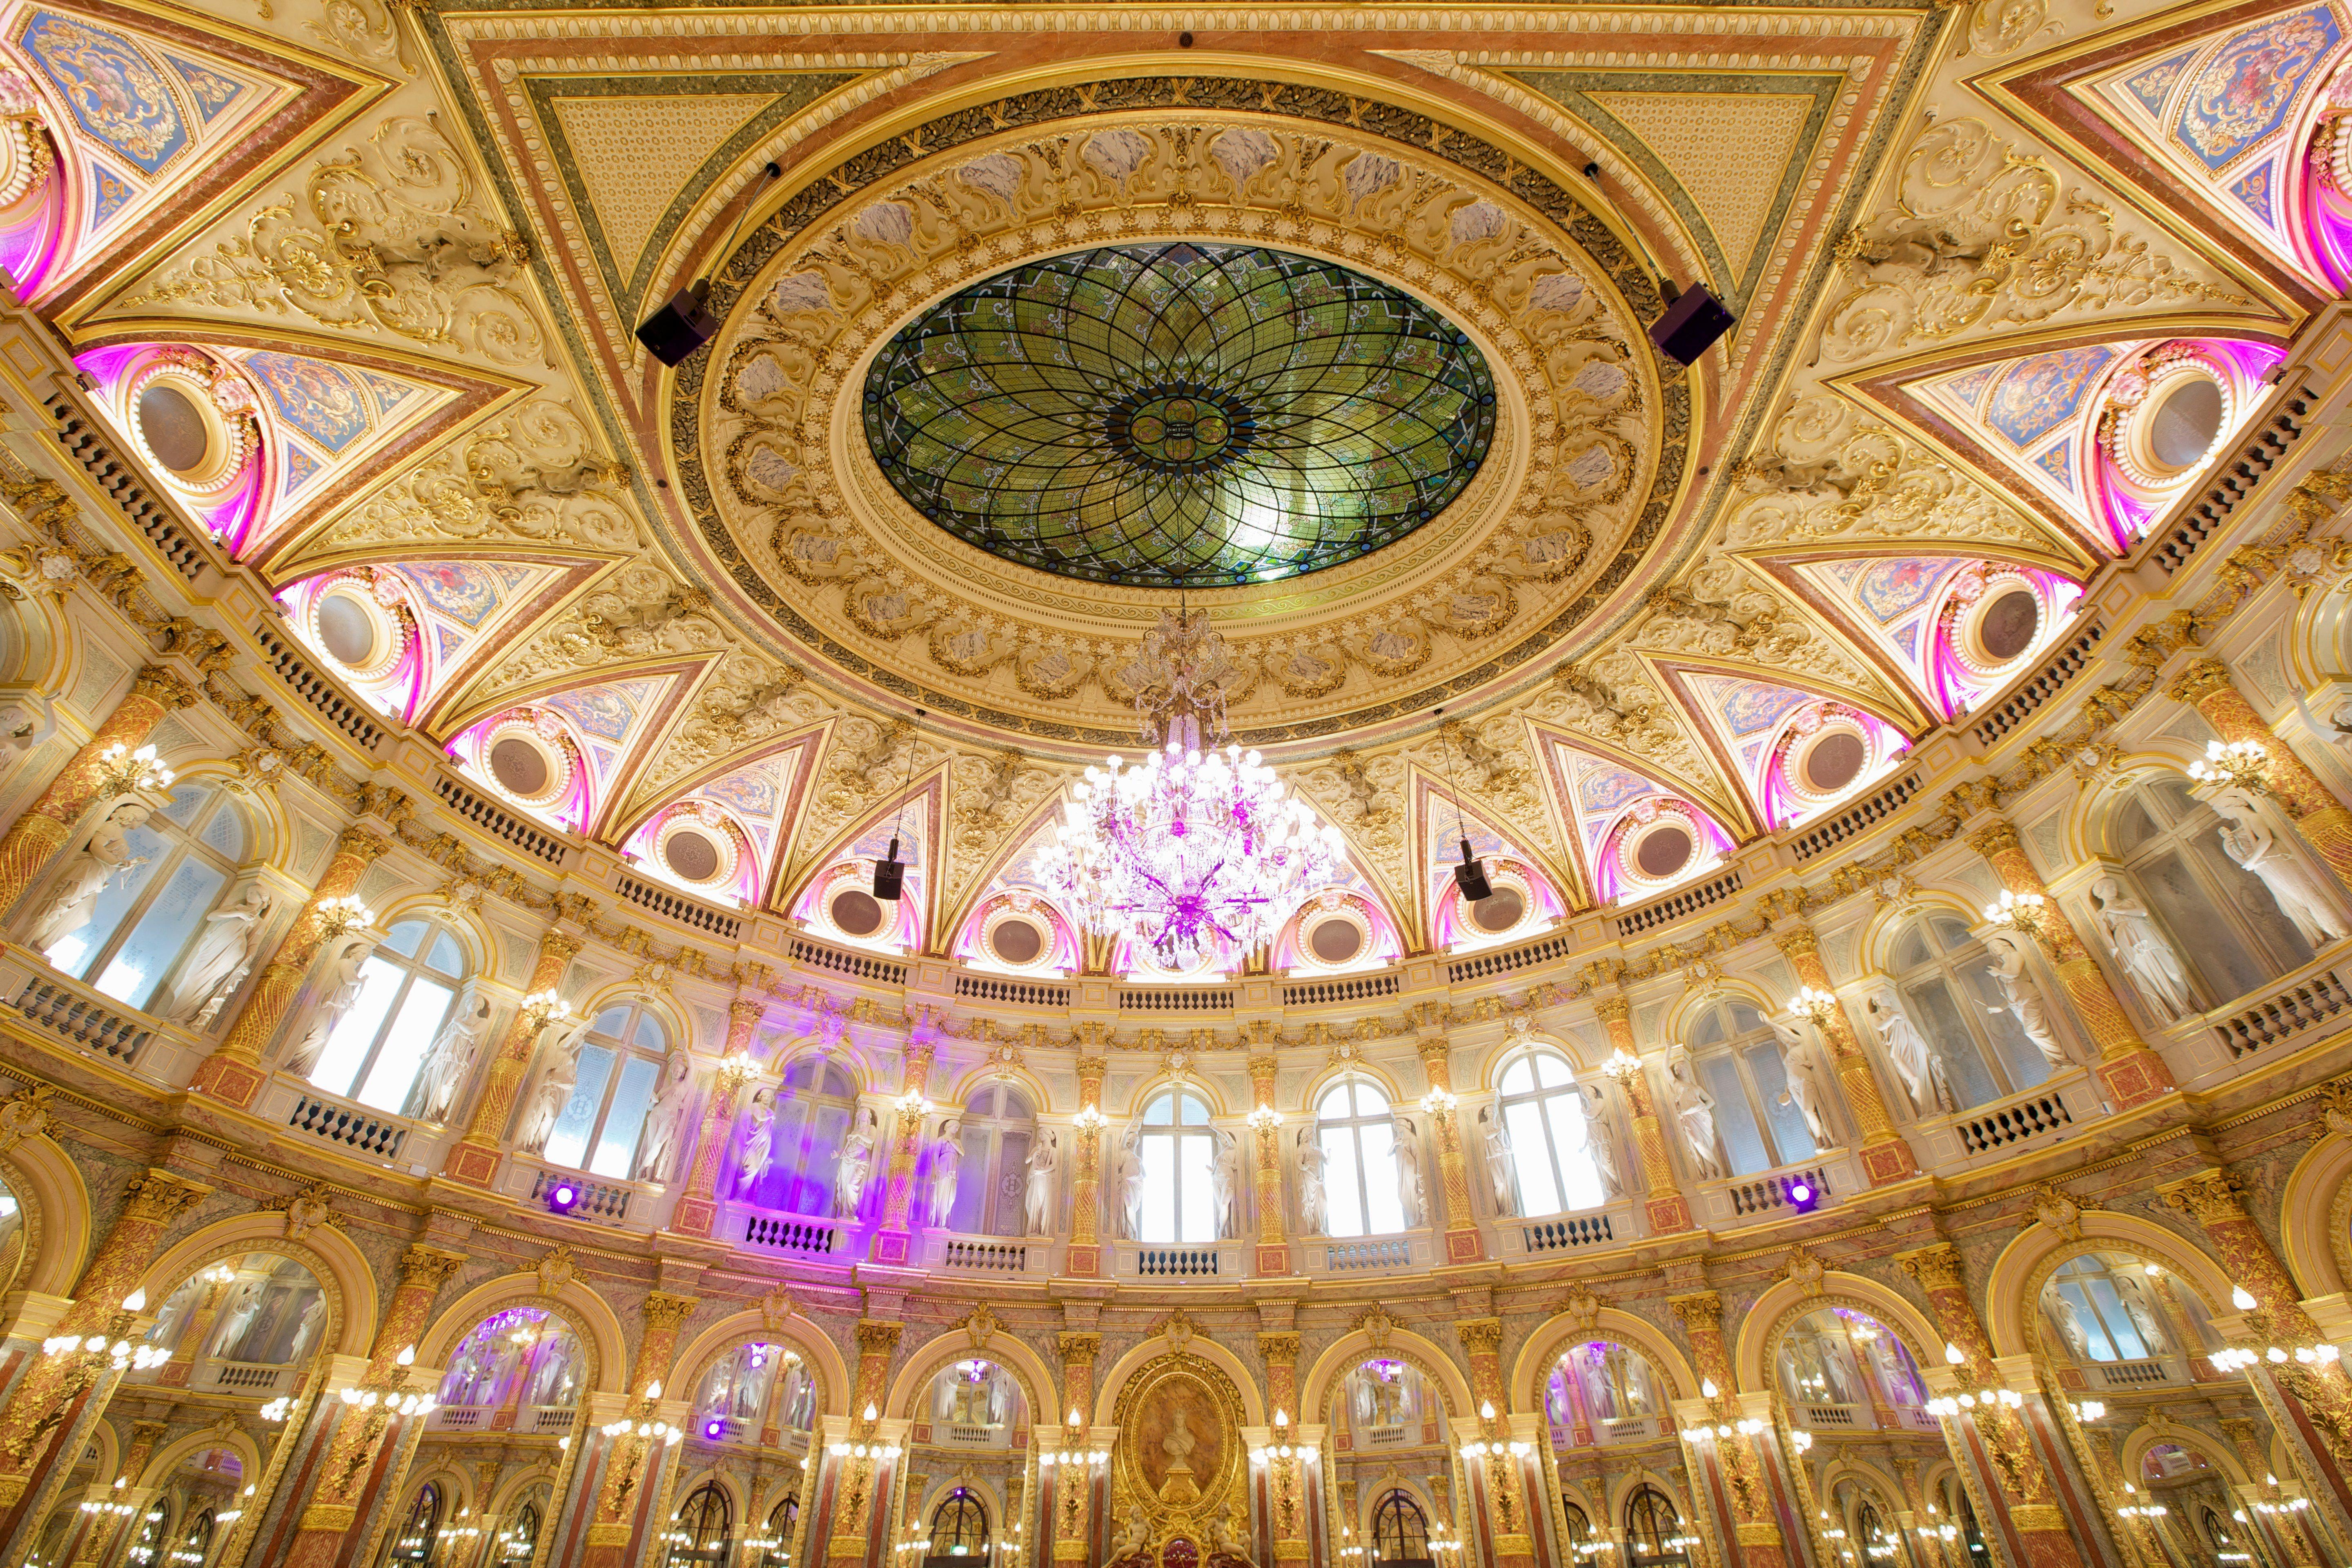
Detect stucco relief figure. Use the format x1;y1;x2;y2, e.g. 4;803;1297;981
409;991;494;1124
2090;877;2198;1022
2048;1293;2092;1361
732;1087;777;1196
1663;1047;1724;1180
1863;987;1955;1117
834;1104;878;1216
1117;1124;1148;1241
1116;1503;1150;1555
285;1295;325;1363
632;1051;693;1183
279;933;379;1082
207;1280;263;1360
928;1117;964;1227
1391;1114;1425;1227
1477;1105;1518;1216
163;882;272;1027
1023;1130;1058;1235
1768;1015;1834;1145
28;799;153;958
1980;928;2069;1070
1208;1126;1241;1239
2210;787;2349;947
515;1013;593;1156
1295;1124;1329;1236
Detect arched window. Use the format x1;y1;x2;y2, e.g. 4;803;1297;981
1953;1485;1989;1563
175;1506;216;1565
940;1083;1036;1236
386;1484;440;1566
1682;999;1814;1175
125;1499;170;1567
308;918;467;1114
2110;774;2314;1005
758;1495;797;1568
695;1341;804;1441
1886;913;2047;1111
665;1484;732;1568
543;1000;669;1176
1856;1502;1893;1562
930;1489;989;1557
759;1057;861;1214
1624;1486;1690;1567
1370;1491;1430;1563
2041;1253;2183;1367
1549;1341;1664;1438
1562;1502;1598;1568
38;780;247;1010
1316;1078;1404;1237
1495;1051;1605;1214
1135;1090;1218;1244
495;1496;544;1567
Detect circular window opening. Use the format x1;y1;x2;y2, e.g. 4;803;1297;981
489;736;550;797
666;829;721;883
1470;886;1524;933
136;384;211;476
1634;825;1694;880
2150;378;2224;470
1803;732;1867;793
831;888;884;937
1309;918;1363;964
1978;588;2041;662
991;918;1044;965
316;591;378;668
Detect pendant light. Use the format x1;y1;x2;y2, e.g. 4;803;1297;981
1434;707;1491;903
873;708;923;901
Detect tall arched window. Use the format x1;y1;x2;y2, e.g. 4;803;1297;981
174;1507;216;1565
1495;1052;1604;1215
1370;1491;1430;1564
309;918;467;1114
1625;1486;1690;1568
37;780;248;1011
495;1495;544;1567
1886;913;2047;1111
665;1484;732;1568
2040;1253;2187;1367
2110;775;2314;1005
543;1000;668;1176
1316;1078;1404;1237
758;1057;860;1214
386;1484;440;1566
1136;1090;1217;1244
125;1499;170;1567
930;1489;989;1557
1682;999;1814;1175
1563;1501;1597;1568
942;1083;1035;1236
758;1495;797;1568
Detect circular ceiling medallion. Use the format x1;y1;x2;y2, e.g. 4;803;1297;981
1801;731;1867;793
861;242;1498;588
830;887;885;938
1976;588;2041;663
136;384;210;476
315;589;381;669
2148;377;2223;471
1633;824;1694;880
1308;917;1363;965
490;735;552;798
665;828;722;883
990;917;1044;966
1470;886;1525;934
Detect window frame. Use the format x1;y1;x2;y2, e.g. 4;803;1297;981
929;1489;989;1556
758;1495;798;1568
1136;1089;1218;1245
1493;1049;1606;1216
2108;774;2313;1008
385;1483;440;1568
1886;911;2047;1111
664;1483;733;1568
1370;1490;1430;1563
42;780;246;1012
1314;1077;1405;1238
1624;1485;1690;1568
941;1082;1037;1237
542;999;671;1178
1681;1000;1817;1177
760;1058;863;1216
495;1496;545;1568
307;916;468;1116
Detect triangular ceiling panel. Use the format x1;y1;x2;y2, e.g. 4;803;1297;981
1900;341;2138;530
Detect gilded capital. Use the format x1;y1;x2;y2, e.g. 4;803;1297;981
1415;1035;1451;1065
333;825;393;864
1592;995;1631;1025
2158;1167;2246;1225
1666;1292;1723;1336
1964;821;2023;860
120;1170;210;1227
131;666;200;708
643;1291;700;1332
1770;924;1820;960
398;1243;467;1294
1058;1331;1103;1365
1257;1331;1301;1366
1894;1243;1968;1295
1456;1317;1506;1356
1074;1056;1109;1085
538;930;585;964
2164;656;2238;707
728;996;765;1025
855;1320;904;1357
1247;1055;1279;1086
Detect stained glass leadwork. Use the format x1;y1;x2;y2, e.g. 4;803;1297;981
861;243;1498;588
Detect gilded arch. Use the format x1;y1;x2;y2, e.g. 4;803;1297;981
135;1426;263;1492
1980;1212;2234;1359
2278;1125;2352;1298
133;1214;376;1359
1097;1329;1265;1429
1301;1323;1474;1430
0;1124;86;1299
1511;1307;1699;1414
1733;1274;1944;1394
416;1273;628;1395
883;1321;1055;1429
672;1309;849;1420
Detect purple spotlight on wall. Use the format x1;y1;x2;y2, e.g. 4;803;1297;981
1784;1177;1817;1212
546;1182;579;1215
706;1419;725;1439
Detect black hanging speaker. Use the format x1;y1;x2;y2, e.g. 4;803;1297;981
1647;281;1736;366
637;280;718;366
872;837;906;901
1452;837;1492;903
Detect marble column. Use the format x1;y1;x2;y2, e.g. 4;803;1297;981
1053;1333;1100;1568
1248;1055;1290;1276
1967;822;2174;1109
1773;926;1919;1183
0;666;196;920
444;930;583;1186
580;1292;699;1568
1666;1292;1792;1568
1261;1332;1308;1565
872;1021;939;1265
1415;1036;1484;1263
669;996;764;1239
822;1321;903;1567
1066;1056;1107;1277
1895;1244;2104;1568
1593;997;1694;1234
2167;657;2352;890
189;824;391;1107
1455;1319;1536;1568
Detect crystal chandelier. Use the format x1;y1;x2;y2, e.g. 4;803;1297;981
1040;607;1342;970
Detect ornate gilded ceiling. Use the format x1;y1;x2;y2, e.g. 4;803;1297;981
15;0;2325;952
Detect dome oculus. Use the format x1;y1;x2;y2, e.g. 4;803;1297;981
861;243;1498;588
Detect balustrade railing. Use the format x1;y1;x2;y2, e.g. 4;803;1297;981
744;1215;842;1255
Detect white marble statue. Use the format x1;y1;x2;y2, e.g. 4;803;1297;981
409;990;494;1123
733;1087;777;1196
1117;1124;1147;1241
1980;928;2069;1071
2122;1287;2168;1354
1664;1047;1724;1180
207;1280;263;1360
1477;1105;1518;1216
631;1051;693;1183
2210;786;2349;947
2049;1293;2092;1361
1023;1130;1058;1236
28;799;153;959
163;882;272;1027
1391;1114;1425;1228
833;1105;877;1217
1863;987;1956;1117
285;1295;325;1362
1208;1127;1241;1240
1294;1124;1329;1236
1768;1014;1834;1145
529;1334;579;1407
515;1013;593;1156
278;933;379;1082
1577;1084;1626;1201
2090;876;2198;1022
927;1117;964;1227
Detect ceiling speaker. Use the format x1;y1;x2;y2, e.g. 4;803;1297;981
873;837;906;901
637;281;718;367
1452;837;1492;903
1648;283;1735;366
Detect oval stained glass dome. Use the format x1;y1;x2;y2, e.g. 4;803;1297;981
860;243;1499;588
